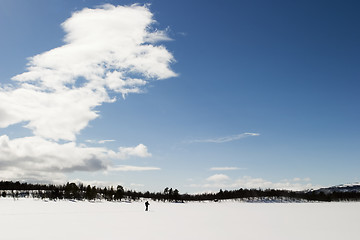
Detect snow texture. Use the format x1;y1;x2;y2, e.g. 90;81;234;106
1;198;359;240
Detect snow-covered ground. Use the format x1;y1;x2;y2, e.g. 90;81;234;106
1;198;359;240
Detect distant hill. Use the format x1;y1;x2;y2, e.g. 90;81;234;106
313;182;360;194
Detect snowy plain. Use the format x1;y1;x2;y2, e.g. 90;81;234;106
0;198;359;240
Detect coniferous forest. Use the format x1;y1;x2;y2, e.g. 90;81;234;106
1;181;360;202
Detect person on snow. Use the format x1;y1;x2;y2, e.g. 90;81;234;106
145;201;150;211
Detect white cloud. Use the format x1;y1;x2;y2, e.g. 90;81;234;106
232;176;321;191
12;4;176;93
0;87;105;141
0;4;174;182
0;135;156;183
98;140;115;144
86;139;116;144
192;175;321;191
109;165;160;172
206;174;230;182
210;167;245;171
115;144;152;159
0;4;176;142
189;133;260;144
0;135;105;182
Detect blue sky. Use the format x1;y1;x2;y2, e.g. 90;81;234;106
0;0;359;193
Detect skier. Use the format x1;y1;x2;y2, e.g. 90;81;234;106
145;201;150;211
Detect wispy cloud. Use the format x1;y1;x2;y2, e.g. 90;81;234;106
210;167;246;171
98;140;115;144
86;139;116;144
109;165;160;172
188;133;260;144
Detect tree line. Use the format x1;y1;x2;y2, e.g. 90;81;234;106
1;181;360;202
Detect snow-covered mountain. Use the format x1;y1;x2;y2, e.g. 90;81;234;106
314;182;360;194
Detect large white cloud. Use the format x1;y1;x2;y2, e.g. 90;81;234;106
0;4;175;182
0;87;106;141
0;4;176;141
13;4;176;91
0;135;154;183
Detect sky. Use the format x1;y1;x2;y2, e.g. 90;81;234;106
0;0;359;193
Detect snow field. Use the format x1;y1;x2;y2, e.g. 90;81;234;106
0;198;359;240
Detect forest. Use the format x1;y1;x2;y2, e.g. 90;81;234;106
1;180;360;202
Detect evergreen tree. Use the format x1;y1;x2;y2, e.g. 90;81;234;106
85;185;97;200
173;189;180;202
115;185;124;201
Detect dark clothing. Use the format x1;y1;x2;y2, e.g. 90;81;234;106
145;201;150;211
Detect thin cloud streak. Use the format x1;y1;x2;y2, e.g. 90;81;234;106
99;140;116;144
85;139;116;144
210;167;246;171
109;165;161;172
188;133;260;144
